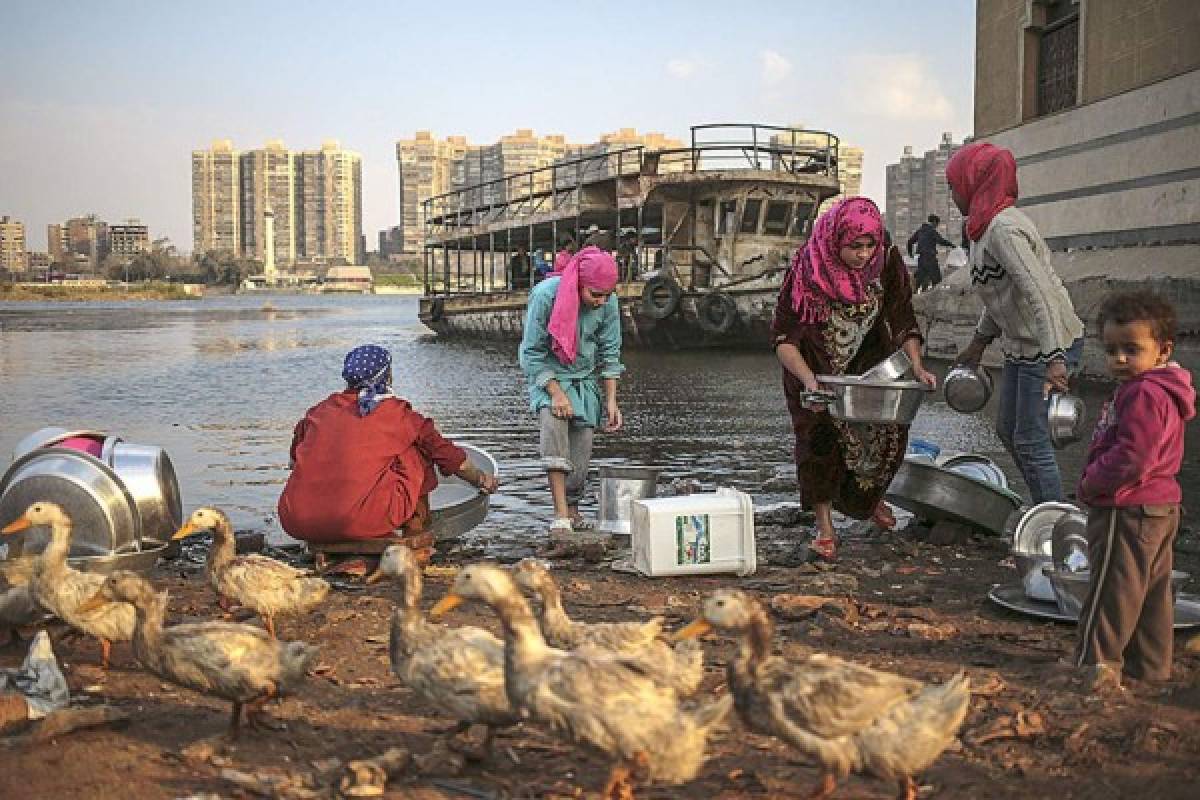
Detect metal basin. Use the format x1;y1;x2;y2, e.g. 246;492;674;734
1045;566;1189;617
1014;552;1056;602
944;364;993;413
108;442;183;542
1052;509;1090;571
12;427;109;461
886;456;1023;535
67;538;170;576
1048;392;1086;449
1012;501;1079;557
0;448;142;557
940;454;1008;489
429;443;497;541
598;465;661;537
816;376;933;425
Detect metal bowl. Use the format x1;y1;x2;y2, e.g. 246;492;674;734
1014;553;1056;602
1051;509;1090;571
1012;501;1079;557
107;442;183;542
0;448;142;557
940;454;1009;489
429;443;497;541
886;456;1023;535
815;376;933;424
1045;566;1190;617
11;427;109;462
68;538;169;576
1047;392;1086;449
861;350;913;382
944;364;993;413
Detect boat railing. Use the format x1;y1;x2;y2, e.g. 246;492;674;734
422;124;840;237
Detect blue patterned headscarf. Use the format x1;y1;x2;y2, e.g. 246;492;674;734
342;344;393;416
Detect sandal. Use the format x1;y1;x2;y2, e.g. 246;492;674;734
871;502;897;531
808;535;837;563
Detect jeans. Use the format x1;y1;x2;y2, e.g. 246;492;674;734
995;338;1083;504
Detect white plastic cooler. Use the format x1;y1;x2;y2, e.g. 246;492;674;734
630;488;756;577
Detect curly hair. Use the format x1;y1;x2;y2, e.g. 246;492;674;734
1096;290;1177;344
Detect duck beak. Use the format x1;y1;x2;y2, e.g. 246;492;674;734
428;593;463;619
1;516;32;535
76;590;108;614
673;618;713;641
364;568;385;585
171;522;200;541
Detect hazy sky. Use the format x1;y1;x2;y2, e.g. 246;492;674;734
0;1;975;253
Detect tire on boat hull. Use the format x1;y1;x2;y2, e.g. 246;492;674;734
695;291;738;335
641;275;682;320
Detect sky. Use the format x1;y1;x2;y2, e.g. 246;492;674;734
0;1;976;253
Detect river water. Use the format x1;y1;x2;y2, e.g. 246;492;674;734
1;294;1195;555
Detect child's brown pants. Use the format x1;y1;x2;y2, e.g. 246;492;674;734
1074;504;1180;681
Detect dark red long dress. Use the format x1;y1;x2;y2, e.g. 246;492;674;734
770;244;922;519
277;390;466;542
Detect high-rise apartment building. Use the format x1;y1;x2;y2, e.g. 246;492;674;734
0;216;28;272
65;214;109;270
47;223;68;263
192;139;241;256
109;219;150;257
885;133;965;243
296;140;363;265
240;140;296;265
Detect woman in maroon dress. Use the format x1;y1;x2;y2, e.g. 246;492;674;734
771;197;936;561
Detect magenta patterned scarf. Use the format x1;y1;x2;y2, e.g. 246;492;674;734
788;196;885;324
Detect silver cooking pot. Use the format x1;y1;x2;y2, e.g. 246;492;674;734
944;364;993;413
107;441;184;542
1047;392;1086;449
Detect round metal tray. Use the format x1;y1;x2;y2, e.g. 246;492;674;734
66;538;170;575
886;456;1023;536
428;443;497;540
988;584;1200;629
0;447;142;557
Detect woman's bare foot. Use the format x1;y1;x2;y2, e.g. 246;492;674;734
871;502;897;531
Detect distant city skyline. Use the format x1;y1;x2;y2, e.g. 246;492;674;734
0;1;975;252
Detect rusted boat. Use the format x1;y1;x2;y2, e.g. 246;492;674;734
418;124;842;348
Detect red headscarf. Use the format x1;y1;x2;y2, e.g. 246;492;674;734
946;142;1018;241
788;196;885;324
546;245;619;364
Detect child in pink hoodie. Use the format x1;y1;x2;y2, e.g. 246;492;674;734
1075;290;1195;690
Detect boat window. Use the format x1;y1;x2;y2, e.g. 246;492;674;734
790;202;816;237
717;199;738;235
740;198;763;234
763;201;792;235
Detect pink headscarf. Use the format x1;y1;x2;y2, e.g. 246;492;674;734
945;142;1018;242
550;248;573;276
547;245;619;364
788;196;885;324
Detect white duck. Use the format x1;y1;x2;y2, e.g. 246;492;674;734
431;564;732;800
366;544;518;755
2;501;135;669
173;507;329;637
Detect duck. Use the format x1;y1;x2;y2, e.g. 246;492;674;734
77;570;319;737
365;544;518;756
511;557;703;695
676;589;970;800
431;564;732;800
0;556;43;646
2;502;135;669
172;507;329;637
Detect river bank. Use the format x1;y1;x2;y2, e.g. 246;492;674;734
0;282;198;301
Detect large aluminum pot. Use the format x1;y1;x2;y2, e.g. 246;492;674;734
107;442;183;542
944;364;993;413
886;456;1023;536
1047;392;1086;449
598;465;661;537
815;376;933;425
12;427;108;461
429;443;497;541
0;448;141;557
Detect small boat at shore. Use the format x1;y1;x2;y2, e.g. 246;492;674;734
418;124;843;349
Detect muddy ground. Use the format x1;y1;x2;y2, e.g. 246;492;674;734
3;518;1200;799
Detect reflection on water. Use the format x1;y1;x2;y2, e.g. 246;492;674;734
1;294;1194;555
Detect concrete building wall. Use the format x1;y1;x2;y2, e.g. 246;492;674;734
240;141;296;265
885;134;964;243
109;221;149;256
0;216;28;272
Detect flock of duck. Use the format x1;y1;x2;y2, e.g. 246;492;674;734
0;500;971;800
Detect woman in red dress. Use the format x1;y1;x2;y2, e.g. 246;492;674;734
277;344;497;564
771;198;936;561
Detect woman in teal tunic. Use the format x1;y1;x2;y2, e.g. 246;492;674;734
518;245;624;536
